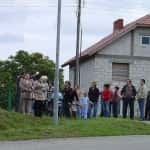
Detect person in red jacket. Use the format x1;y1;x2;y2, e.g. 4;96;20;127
101;84;113;117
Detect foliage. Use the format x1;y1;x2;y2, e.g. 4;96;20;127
0;50;64;109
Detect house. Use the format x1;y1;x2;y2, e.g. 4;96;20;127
62;14;150;91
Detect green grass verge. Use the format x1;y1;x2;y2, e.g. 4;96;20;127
0;108;150;141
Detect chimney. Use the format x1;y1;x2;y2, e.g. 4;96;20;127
113;19;124;32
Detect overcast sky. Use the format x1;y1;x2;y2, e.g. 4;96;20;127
0;0;150;79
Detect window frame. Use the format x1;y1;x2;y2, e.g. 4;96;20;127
141;35;150;46
112;63;129;82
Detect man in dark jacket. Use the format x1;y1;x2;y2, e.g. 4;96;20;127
88;81;100;118
63;81;79;118
145;91;150;120
121;79;136;119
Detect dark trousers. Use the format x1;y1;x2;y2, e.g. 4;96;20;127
145;103;150;120
123;98;134;119
34;101;44;117
63;103;70;118
109;101;112;117
112;101;119;118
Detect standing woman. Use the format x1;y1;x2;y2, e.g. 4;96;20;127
34;75;49;117
112;86;121;118
19;73;33;114
63;81;79;118
41;76;49;114
75;85;82;118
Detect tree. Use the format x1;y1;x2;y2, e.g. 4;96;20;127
0;50;64;110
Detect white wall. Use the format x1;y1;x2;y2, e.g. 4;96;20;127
69;27;150;90
79;58;95;91
69;58;95;91
99;32;131;56
133;27;150;57
130;59;150;89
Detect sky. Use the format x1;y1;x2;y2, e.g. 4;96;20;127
0;0;150;80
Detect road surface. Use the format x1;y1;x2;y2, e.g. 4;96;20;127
0;136;150;150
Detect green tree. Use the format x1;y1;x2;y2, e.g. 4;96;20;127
0;50;64;110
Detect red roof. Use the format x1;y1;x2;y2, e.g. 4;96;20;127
62;14;150;67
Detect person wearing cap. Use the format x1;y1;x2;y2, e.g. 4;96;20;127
88;81;100;118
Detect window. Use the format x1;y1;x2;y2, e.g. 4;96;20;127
141;36;150;45
112;63;129;81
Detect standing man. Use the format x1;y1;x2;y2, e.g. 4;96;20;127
63;81;79;118
121;80;136;119
88;81;100;118
137;79;147;120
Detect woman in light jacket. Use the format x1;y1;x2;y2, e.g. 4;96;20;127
19;74;33;114
34;76;49;117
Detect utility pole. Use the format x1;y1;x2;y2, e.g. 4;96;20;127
53;0;62;126
75;0;82;87
79;27;83;86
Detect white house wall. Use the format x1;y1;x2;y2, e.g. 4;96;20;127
99;32;131;56
69;58;95;91
133;27;150;57
79;58;95;91
94;57;112;90
130;59;150;89
69;27;150;91
69;66;75;87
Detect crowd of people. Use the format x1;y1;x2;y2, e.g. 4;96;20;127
16;73;150;121
63;79;150;121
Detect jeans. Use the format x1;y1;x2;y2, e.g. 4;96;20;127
81;104;88;119
138;98;145;120
101;101;110;117
76;105;81;118
109;101;112;117
88;102;98;118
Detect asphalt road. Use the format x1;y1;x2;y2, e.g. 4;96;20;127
0;136;150;150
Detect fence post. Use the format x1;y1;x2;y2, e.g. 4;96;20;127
7;80;12;111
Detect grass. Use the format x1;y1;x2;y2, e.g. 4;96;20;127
0;108;150;141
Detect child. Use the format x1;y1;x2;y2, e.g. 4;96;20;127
112;86;121;118
101;84;113;117
145;91;150;120
80;92;89;119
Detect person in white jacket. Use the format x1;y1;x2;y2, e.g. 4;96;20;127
137;79;147;120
